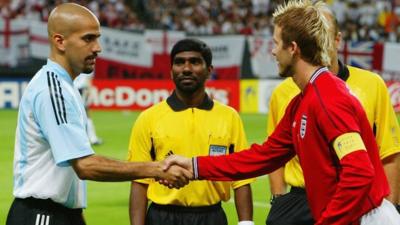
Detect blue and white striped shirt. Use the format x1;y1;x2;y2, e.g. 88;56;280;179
13;59;94;208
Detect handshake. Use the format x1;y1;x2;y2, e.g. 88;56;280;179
156;155;194;189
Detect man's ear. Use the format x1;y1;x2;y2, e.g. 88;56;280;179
53;33;66;52
335;32;342;50
207;65;213;79
289;41;300;56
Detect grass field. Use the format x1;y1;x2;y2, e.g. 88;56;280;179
0;109;271;225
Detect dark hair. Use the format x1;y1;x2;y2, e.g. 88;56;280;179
170;38;212;67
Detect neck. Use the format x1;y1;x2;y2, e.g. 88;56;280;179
49;53;78;80
329;55;339;75
292;60;322;91
175;89;206;107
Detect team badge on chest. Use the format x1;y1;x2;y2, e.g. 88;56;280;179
300;114;307;139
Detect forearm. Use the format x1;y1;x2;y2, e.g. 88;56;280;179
129;182;148;225
196;143;294;181
72;155;161;181
234;184;253;221
268;167;287;195
382;153;400;203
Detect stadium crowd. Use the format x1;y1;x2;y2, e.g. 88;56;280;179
0;0;399;42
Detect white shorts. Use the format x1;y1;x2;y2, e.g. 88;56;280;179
361;199;400;225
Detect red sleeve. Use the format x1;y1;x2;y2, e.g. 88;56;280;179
315;150;375;225
313;78;375;224
196;100;297;180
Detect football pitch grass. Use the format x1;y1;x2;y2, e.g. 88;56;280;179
0;109;271;225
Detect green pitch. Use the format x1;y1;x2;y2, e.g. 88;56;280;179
0;110;271;225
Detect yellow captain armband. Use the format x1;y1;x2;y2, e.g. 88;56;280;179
333;132;366;160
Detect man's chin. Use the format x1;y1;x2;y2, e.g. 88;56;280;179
278;73;291;78
177;85;199;94
82;67;94;74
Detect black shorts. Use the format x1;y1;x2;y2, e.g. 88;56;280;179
6;197;85;225
266;187;314;225
146;202;227;225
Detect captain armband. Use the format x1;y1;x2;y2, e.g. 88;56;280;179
333;132;366;160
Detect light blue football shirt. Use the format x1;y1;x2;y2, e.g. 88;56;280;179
13;59;94;208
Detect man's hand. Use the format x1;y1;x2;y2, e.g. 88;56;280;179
157;155;194;188
156;162;192;189
163;155;193;173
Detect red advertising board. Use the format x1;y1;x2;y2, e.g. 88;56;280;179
89;79;239;110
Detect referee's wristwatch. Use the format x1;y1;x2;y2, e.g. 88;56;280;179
270;194;283;205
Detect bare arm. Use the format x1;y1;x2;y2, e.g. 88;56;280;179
268;168;287;196
129;182;148;225
71;154;191;187
234;184;253;222
382;153;400;203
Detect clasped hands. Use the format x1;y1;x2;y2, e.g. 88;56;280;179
156;155;194;189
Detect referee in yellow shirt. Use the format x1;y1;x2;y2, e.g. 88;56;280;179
266;5;400;225
128;38;254;225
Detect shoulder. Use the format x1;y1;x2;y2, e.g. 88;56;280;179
136;100;170;120
311;72;353;108
272;77;299;95
348;66;384;84
270;78;300;105
212;100;239;114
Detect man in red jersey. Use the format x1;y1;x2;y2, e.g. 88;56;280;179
162;1;400;224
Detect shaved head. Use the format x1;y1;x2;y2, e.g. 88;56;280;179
47;3;102;78
48;3;99;38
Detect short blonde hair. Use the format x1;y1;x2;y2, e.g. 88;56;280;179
273;0;332;67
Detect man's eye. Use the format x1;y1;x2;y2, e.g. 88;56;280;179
173;59;185;65
83;36;95;42
189;58;202;64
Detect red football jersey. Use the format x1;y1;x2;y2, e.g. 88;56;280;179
196;67;389;225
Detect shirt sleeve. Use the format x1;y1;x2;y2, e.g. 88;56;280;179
374;76;400;159
316;150;375;225
127;111;153;184
230;111;256;189
197;103;296;181
315;93;362;141
34;89;94;166
314;85;375;224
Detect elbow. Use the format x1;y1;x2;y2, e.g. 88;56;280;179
71;156;92;180
341;151;375;186
75;167;90;180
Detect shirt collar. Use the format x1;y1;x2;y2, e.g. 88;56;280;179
309;67;329;83
337;60;350;81
166;90;214;112
46;59;73;85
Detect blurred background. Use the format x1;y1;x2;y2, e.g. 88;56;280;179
1;0;400;112
1;0;400;224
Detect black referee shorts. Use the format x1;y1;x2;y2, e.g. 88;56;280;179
6;197;85;225
146;202;227;225
266;187;314;225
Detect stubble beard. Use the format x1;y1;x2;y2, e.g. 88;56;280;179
278;57;296;78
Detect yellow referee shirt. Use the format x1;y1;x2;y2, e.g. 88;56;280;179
128;91;254;206
267;62;400;188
